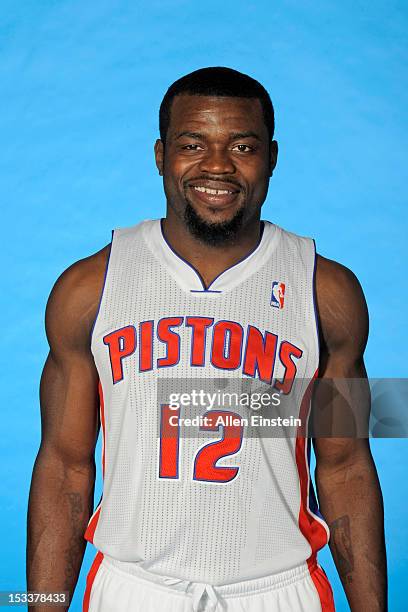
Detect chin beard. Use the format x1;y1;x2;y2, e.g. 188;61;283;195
184;203;245;246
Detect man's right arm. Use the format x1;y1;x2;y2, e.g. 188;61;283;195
27;246;109;611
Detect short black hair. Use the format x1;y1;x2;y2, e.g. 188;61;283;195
159;66;274;144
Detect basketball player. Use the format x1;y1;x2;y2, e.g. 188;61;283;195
27;67;387;611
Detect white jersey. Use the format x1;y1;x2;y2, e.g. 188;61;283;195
85;219;330;585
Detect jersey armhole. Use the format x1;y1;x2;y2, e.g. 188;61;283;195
311;238;320;374
90;229;114;347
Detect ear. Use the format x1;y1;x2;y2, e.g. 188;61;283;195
269;140;278;177
154;139;164;176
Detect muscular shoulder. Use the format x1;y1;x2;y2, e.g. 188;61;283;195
45;244;110;354
315;254;368;363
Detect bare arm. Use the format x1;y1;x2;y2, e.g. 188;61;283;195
313;255;387;611
27;246;109;611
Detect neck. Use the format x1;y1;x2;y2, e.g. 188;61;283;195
161;209;263;289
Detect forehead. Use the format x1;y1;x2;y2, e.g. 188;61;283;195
168;94;267;137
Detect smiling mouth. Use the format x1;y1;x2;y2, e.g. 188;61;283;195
192;186;237;195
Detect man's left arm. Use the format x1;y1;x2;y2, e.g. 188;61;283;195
313;255;387;611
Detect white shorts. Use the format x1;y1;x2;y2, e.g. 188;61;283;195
83;552;335;612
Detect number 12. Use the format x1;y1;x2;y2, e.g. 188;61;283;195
158;405;244;483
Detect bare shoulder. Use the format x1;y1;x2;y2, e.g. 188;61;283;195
46;244;111;354
315;254;368;354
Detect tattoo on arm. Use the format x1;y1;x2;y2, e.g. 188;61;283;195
63;492;85;589
330;515;354;583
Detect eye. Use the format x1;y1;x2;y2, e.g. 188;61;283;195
181;144;204;150
232;144;254;153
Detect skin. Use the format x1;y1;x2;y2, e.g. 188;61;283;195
27;94;387;611
26;247;108;611
313;257;387;610
154;95;278;286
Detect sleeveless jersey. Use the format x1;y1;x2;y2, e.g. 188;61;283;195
85;219;330;585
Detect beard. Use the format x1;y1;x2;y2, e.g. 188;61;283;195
183;202;245;247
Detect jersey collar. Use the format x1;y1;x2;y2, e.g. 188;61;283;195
142;218;280;295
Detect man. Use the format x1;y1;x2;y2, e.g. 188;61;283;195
27;67;387;611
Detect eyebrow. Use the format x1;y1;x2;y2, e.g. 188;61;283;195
175;131;203;140
230;131;262;141
175;130;262;141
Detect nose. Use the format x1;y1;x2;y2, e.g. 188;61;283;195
199;146;236;175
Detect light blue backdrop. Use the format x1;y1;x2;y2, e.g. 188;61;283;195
1;1;406;610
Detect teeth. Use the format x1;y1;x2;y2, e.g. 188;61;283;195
193;186;232;195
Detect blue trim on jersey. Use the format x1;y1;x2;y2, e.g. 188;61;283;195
90;230;114;346
160;218;265;292
307;438;325;521
311;239;321;368
158;404;180;480
205;221;265;290
192;410;244;483
156;316;184;368
241;323;278;384
185;316;214;367
190;289;222;294
160;219;207;290
209;320;244;371
103;324;137;384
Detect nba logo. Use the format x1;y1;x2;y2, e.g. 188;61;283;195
270;282;286;309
